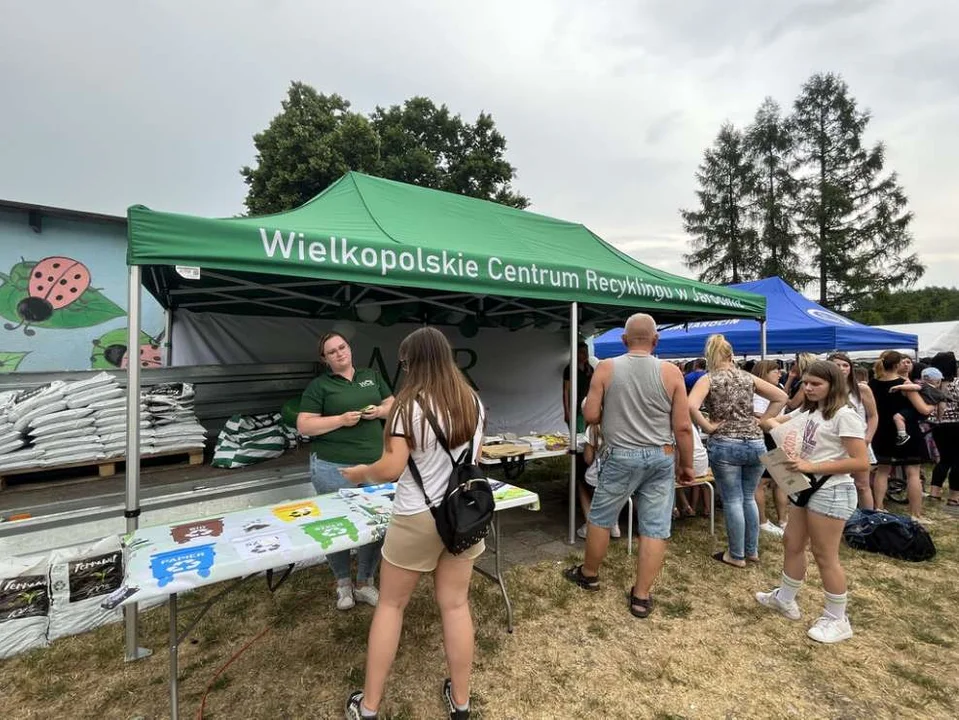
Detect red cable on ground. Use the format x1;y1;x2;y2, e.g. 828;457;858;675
196;623;273;720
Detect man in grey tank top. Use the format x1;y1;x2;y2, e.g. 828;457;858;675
564;314;695;618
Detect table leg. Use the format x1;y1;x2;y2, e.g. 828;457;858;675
170;593;179;720
707;483;715;536
474;513;514;633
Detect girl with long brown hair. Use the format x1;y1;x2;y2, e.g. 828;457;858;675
757;361;869;643
827;353;879;509
341;327;485;720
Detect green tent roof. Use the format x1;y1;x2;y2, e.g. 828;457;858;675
129;172;764;323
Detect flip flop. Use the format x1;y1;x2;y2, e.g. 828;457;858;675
712;551;745;569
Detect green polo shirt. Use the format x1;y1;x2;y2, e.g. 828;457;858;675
299;367;393;464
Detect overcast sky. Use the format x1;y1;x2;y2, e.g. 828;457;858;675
1;0;956;289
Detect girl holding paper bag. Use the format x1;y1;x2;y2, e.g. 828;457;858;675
756;361;870;644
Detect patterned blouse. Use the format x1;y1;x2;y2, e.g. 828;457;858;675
938;378;959;424
704;368;763;440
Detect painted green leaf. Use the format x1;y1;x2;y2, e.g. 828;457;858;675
0;261;125;331
91;328;154;369
0;351;28;373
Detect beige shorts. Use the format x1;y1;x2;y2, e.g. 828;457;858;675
381;510;485;572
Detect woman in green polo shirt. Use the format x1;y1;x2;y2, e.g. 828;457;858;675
297;331;394;611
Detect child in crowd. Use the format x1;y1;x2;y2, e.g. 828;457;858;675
675;425;711;518
891;366;947;444
579;422;621;539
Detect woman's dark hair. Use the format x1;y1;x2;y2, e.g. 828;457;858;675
827;352;861;404
317;332;349;366
387;327;480;451
931;351;958;381
874;350;903;377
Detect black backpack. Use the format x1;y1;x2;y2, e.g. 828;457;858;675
406;402;494;555
843;509;936;562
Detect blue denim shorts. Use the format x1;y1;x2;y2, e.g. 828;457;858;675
588;446;675;539
309;455;352;494
804;482;857;520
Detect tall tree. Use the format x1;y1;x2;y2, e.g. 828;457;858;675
682;123;762;284
745;97;808;289
791;73;923;308
849;286;959;325
242;83;528;214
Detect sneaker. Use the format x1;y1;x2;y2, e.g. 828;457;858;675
345;690;374;719
576;523;588;539
610;524;622;539
755;589;801;621
336;584;355;611
760;521;784;537
896;433;910;446
443;678;470;719
354;584;379;607
807;614;853;644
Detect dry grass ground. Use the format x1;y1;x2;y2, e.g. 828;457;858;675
2;470;957;720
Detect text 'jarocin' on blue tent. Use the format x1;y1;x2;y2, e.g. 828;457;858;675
593;276;919;359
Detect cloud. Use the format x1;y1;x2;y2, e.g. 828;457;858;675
0;0;955;293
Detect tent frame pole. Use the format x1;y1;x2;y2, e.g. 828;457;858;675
163;308;173;366
760;319;767;360
568;302;578;545
124;264;151;662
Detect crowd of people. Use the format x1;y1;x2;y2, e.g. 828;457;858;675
293;318;958;718
563;314;958;646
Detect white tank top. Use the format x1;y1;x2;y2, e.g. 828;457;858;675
848;391;866;422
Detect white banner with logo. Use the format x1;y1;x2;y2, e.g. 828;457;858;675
171;310;569;434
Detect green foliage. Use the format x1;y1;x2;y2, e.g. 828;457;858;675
0;261;124;331
792;72;922;308
848;286;959;324
683;73;924;307
0;351;28;373
241;83;528;214
681;123;761;284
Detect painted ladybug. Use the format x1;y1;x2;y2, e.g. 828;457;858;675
3;257;91;336
92;330;164;369
120;341;163;369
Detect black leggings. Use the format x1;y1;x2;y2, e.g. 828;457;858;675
931;424;959;489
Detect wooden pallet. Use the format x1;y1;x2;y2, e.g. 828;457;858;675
0;448;204;489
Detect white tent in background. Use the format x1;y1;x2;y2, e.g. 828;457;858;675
849;321;959;360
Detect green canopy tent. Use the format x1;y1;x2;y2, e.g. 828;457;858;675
121;172;766;656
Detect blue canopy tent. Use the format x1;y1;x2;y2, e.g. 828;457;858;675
593;276;919;359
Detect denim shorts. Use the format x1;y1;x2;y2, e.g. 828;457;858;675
804;482;857;520
309;455;352;494
588;446;675;539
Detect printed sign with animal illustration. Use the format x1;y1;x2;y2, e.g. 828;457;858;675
0;257;124;335
271;501;321;523
91;327;164;369
232;532;293;561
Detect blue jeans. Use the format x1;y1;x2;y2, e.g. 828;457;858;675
708;437;765;561
310;455;382;583
588;446;675;539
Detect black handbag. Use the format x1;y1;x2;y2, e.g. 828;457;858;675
789;473;833;507
406;402;494;555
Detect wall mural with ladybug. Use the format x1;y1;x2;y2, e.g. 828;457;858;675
0;209;166;373
0;257;125;335
91;328;164;370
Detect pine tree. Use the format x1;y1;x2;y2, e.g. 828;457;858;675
682;124;762;284
745;98;808;289
791;73;923;308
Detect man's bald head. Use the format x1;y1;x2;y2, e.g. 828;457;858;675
622;313;658;351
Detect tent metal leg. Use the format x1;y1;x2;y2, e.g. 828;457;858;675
760;319;767;360
169;593;179;720
568;302;578;545
124;264;150;663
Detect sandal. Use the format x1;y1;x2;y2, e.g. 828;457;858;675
947;499;959;507
627;587;653;618
563;564;599;592
712;551;746;568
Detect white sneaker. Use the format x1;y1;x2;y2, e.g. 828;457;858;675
354;584;379;607
336;584;355;610
760;521;784;537
755;589;801;621
807;614;853;644
611;524;622;539
576;523;588;539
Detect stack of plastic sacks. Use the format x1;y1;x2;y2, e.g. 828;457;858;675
143;382;206;455
0;382;79;471
92;385;153;459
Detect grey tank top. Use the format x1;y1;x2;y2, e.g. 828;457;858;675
602;354;673;449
